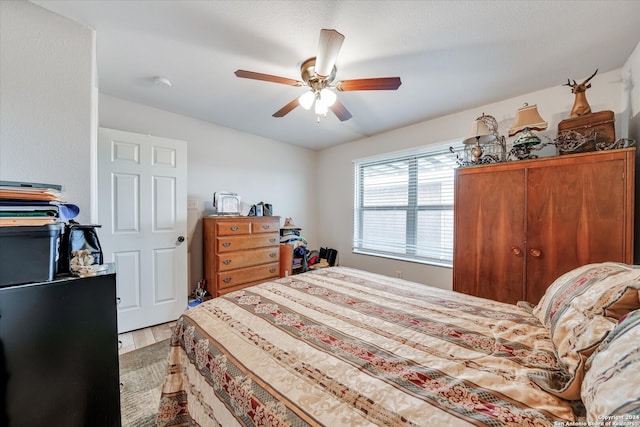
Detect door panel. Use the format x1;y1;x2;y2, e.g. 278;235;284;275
454;168;526;303
154;247;178;302
526;158;626;302
113;251;141;311
98;128;188;333
113;173;140;232
153;175;176;231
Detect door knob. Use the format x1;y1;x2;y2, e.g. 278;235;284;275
177;235;185;243
529;248;541;257
511;246;522;256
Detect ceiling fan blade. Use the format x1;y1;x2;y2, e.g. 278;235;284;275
315;29;345;79
273;98;300;118
235;70;303;87
329;99;352;121
335;77;402;91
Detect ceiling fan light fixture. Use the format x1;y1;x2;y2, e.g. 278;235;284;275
315;98;329;115
320;88;336;106
299;91;315;110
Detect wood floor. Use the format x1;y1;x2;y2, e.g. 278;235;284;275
118;321;175;355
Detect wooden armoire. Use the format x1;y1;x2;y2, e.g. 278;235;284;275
453;148;635;304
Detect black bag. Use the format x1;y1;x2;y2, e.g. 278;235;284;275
58;222;103;274
247;201;273;217
262;202;273;216
320;247;338;266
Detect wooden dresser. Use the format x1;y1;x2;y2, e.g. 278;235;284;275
453;148;635;305
203;216;280;297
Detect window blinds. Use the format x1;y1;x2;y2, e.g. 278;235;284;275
353;145;456;266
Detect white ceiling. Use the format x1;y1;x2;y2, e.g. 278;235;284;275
32;0;640;151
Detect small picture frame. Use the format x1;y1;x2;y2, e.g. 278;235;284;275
255;204;263;216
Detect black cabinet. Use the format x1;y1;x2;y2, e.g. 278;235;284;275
0;272;120;427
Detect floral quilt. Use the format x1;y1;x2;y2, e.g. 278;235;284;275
158;267;577;426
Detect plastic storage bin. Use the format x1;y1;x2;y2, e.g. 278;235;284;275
0;224;62;287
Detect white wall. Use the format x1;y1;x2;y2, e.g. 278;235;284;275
0;0;96;223
621;40;640;261
622;42;640;143
317;68;628;290
623;41;640;143
99;94;318;292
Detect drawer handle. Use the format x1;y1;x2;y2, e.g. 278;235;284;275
511;246;522;256
223;277;232;283
230;226;239;232
269;237;276;243
262;225;270;230
529;248;542;257
223;259;232;265
269;268;276;273
269;252;277;258
222;242;231;247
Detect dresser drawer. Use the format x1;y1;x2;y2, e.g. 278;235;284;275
216;221;251;236
216;233;279;253
216;247;280;271
217;262;279;290
251;219;279;234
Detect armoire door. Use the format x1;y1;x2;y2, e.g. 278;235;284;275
453;167;526;303
525;154;632;303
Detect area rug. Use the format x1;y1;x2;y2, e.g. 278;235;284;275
119;338;170;426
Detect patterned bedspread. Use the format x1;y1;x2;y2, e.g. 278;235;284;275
158;267;577;426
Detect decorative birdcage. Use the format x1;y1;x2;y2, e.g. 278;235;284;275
450;114;506;166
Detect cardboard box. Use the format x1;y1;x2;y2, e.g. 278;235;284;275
557;110;615;154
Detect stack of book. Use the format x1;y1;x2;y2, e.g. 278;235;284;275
0;181;64;226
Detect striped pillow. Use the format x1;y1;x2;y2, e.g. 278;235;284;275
582;309;640;420
530;263;640;400
533;263;640;328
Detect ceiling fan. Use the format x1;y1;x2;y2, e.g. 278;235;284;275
234;29;402;122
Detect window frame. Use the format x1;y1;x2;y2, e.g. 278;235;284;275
352;143;457;268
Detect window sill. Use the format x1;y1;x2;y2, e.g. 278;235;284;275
352;249;452;269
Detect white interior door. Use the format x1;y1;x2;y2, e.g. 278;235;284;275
98;127;188;333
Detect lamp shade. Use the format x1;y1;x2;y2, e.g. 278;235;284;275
320;88;337;106
463;119;496;145
508;103;548;136
315;98;328;115
298;91;315;110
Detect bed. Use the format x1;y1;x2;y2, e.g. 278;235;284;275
157;264;640;426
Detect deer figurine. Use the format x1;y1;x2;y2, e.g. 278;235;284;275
564;69;598;118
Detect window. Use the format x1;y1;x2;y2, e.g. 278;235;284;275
353;144;456;267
